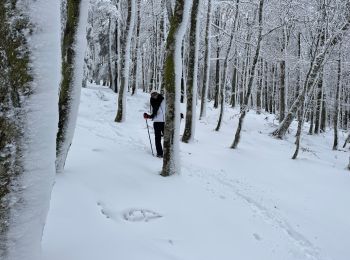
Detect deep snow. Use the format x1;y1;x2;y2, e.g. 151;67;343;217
42;84;350;260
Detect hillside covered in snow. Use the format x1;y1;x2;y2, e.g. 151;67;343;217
42;85;350;260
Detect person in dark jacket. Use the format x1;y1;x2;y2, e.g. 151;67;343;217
144;90;165;158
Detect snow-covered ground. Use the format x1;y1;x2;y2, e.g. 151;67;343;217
42;84;350;260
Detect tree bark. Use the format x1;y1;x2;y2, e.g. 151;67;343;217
231;0;264;149
1;0;60;258
199;0;212;119
115;0;136;122
333;54;341;150
216;0;239;131
132;0;141;95
182;0;200;143
162;0;189;177
56;0;84;173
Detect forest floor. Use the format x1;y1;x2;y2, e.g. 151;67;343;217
42;84;350;260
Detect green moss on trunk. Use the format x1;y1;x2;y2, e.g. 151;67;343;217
56;0;81;172
0;0;32;256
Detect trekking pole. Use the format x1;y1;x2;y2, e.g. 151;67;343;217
145;119;154;156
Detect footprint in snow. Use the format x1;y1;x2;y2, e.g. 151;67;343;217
97;201;117;220
123;209;162;222
253;233;262;241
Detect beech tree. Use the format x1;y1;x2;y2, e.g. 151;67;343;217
56;0;89;173
182;0;200;143
0;0;60;259
115;0;136;122
231;0;265;149
162;0;191;176
199;0;212;120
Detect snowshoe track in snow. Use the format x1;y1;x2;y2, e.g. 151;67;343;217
184;165;325;260
123;209;162;222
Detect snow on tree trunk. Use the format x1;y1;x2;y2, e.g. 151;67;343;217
0;0;60;259
161;0;191;177
132;0;141;96
231;0;264;149
333;52;341;150
108;17;115;91
199;0;212;120
115;0;136;122
56;0;89;173
182;0;200;143
216;0;239;132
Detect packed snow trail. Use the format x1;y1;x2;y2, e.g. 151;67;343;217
42;85;350;260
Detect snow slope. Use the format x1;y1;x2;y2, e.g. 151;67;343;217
42;84;350;260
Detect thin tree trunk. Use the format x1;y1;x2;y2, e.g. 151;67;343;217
132;0;141;95
279;59;286;122
216;0;239;131
256;58;263;114
182;0;200;143
314;71;323;134
115;0;136;122
199;0;212;119
213;12;220;109
108;17;115;91
333;53;341;150
231;0;264;149
231;57;238;107
292;92;306;159
264;61;269;112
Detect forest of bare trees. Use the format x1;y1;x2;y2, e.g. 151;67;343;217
85;0;350;173
1;0;350;258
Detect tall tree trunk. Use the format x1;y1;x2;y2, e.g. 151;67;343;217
308;98;315;135
292;88;306;160
314;71;324;134
256;58;263;114
216;0;239;131
162;0;190;177
264;61;269;112
213;11;221;109
1;0;60;259
199;0;212;119
114;13;121;93
115;0;136;122
231;0;264;149
231;57;238;107
132;0;141;95
268;65;275;113
182;0;200;143
333;53;341;150
279;59;286;122
108;17;115;91
56;0;88;173
278;27;287;122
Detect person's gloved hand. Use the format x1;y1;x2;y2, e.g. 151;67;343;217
143;113;151;119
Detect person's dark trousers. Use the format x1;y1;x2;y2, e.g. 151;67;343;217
153;122;164;156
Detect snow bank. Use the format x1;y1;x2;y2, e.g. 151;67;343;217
43;85;350;260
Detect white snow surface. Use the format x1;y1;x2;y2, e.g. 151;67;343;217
42;84;350;260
